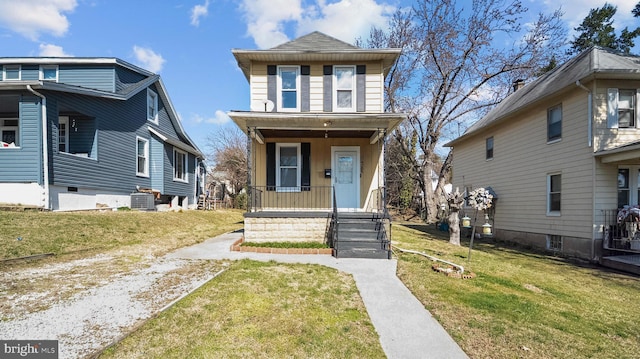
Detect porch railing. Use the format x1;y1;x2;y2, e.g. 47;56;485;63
249;186;333;212
602;208;640;251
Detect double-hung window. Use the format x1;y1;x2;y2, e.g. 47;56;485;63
547;104;562;141
608;88;638;128
0;95;20;147
3;65;20;81
278;66;299;111
334;66;355;111
486;137;494;160
136;137;149;177
40;65;58;82
173;148;187;181
58;117;69;152
547;173;561;215
147;88;158;123
276;143;301;191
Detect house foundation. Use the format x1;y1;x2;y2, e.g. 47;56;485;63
244;212;331;243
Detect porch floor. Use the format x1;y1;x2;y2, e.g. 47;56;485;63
601;255;640;275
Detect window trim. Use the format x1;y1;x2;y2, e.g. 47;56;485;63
58;116;69;152
547;104;562;142
608;88;639;129
147;88;159;124
333;65;356;112
173;148;187;182
136;136;149;177
275;143;301;192
547;173;561;216
486;136;494;160
277;66;300;112
0;118;19;148
3;65;21;81
39;65;58;82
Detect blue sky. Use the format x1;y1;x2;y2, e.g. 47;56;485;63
0;0;638;162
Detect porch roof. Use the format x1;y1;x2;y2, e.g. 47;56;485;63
595;140;640;164
228;111;405;144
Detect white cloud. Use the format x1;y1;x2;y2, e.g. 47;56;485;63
132;46;165;73
541;0;639;35
38;43;72;57
193;111;231;125
238;0;397;49
0;0;77;41
190;0;210;26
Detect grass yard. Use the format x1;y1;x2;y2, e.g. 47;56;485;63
100;259;385;359
0;209;244;261
393;224;640;359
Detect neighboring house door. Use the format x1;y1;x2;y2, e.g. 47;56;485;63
332;146;360;210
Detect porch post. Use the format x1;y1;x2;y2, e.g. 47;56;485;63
380;128;387;210
246;127;252;211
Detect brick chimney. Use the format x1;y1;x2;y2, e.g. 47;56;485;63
512;79;525;92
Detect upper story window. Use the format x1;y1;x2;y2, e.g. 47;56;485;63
547;173;561;215
173;148;187;181
334;66;355;111
136;137;149;177
547;104;562;142
278;66;299;111
608;88;638;129
3;65;21;81
40;65;58;82
486;137;494;160
0;95;20;148
147;88;159;123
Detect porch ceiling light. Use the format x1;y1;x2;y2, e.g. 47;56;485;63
323;121;332;127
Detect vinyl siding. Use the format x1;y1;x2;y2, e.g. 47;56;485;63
451;89;594;240
0;94;42;183
115;67;147;92
150;135;164;193
21;65;39;81
58;65;115;92
249;62;385;113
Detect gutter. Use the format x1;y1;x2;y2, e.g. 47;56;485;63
26;85;50;210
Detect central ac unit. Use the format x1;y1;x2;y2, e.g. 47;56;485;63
131;193;155;211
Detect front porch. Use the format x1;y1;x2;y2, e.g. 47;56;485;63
601;208;640;275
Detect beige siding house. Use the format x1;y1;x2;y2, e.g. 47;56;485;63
446;47;640;274
228;32;405;259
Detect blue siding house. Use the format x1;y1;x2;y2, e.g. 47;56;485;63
0;58;204;210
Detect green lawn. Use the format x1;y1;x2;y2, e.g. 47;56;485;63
393;224;640;359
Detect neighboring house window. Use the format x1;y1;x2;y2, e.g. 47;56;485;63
0;95;19;147
486;137;494;160
276;143;301;191
547;104;562;141
547;173;561;215
136;137;149;177
546;234;562;252
147;88;158;123
40;65;58;82
3;65;20;81
607;88;638;128
173;148;187;181
278;66;299;111
58;117;69;152
334;66;355;111
618;168;630;208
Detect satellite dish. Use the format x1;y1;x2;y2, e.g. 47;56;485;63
251;99;274;112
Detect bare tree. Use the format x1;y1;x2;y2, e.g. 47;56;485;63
359;0;567;222
206;126;247;206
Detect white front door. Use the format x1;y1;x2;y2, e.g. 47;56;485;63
332;146;360;210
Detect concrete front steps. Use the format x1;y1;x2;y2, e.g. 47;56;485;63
333;213;391;259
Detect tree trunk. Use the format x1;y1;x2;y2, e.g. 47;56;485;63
448;210;460;246
422;163;438;223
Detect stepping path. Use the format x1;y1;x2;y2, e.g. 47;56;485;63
168;231;469;359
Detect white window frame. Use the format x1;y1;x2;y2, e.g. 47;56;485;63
39;65;58;82
276;143;301;192
547;173;561;216
173;148;187;182
0;118;19;148
3;65;21;81
333;65;356;112
58;116;69;152
147;88;159;123
277;66;300;112
547;104;562;142
136;136;149;177
607;88;639;129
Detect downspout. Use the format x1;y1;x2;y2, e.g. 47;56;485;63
575;80;596;261
27;85;50;210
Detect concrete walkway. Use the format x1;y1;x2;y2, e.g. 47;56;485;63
168;231;469;359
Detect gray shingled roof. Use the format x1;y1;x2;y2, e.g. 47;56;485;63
447;47;640;146
270;31;359;51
